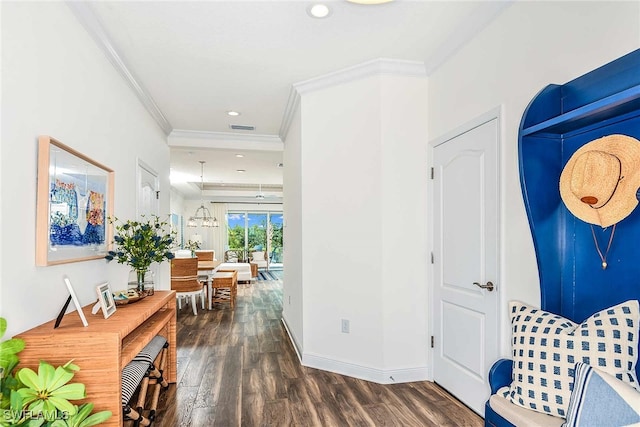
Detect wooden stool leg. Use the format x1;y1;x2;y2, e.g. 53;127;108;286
135;376;150;419
123;406;151;427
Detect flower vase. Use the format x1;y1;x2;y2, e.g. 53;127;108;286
129;269;154;296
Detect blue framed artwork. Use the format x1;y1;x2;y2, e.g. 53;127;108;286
36;136;114;266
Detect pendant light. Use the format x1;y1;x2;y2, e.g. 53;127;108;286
187;161;218;228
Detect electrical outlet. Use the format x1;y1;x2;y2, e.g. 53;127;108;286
341;319;350;333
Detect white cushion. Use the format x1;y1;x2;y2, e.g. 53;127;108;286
507;300;640;418
174;249;193;258
489;394;564;427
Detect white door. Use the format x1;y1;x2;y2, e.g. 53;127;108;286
432;116;499;415
137;160;161;284
137;160;159;219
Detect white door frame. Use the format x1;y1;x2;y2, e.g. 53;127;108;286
427;106;503;383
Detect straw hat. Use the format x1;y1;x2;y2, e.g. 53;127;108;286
559;134;640;227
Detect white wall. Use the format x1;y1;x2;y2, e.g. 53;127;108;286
282;102;303;353
380;76;429;370
428;0;640;356
297;72;429;382
1;2;170;338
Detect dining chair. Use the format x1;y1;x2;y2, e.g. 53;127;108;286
194;250;215;262
170;257;205;315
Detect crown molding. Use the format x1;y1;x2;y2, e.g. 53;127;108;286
169;130;283;151
278;58;426;139
67;2;173;135
278;86;301;141
293;58;426;95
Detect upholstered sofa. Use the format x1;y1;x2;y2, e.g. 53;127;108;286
216;262;252;282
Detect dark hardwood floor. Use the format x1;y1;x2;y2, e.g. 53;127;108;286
154;278;484;426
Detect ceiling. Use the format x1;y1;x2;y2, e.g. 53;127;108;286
73;1;512;203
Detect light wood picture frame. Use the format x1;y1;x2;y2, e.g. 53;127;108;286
36;136;114;266
96;282;116;319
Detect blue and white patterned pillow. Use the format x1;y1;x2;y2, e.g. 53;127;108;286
563;362;640;427
508;300;639;418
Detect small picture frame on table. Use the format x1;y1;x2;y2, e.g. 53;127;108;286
56;276;89;328
96;282;116;319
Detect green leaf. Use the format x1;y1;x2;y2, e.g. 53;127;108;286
26;419;45;427
0;318;6;340
78;411;112;427
41;399;58;420
0;354;19;372
27;398;44;416
60;361;79;373
50;383;85;400
17;368;41;391
38;362;55;390
50;421;67;427
10;389;23;412
47;366;75;392
17;388;38;406
0;338;25;354
73;403;93;423
47;397;76;418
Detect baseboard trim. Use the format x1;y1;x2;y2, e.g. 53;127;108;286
281;317;303;364
302;352;430;384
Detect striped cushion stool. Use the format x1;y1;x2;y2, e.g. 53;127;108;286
121;360;152;426
136;336;169;422
122;335;169;426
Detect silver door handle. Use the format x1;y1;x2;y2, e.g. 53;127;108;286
473;281;494;292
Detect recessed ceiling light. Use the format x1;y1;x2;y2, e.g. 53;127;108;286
308;3;331;18
227;111;240;116
236;169;246;173
235;154;244;158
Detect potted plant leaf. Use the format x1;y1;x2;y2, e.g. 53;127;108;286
105;215;176;294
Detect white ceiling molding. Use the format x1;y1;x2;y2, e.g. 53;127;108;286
278;58;426;138
66;2;173;135
278;86;301;142
293;58;427;95
423;1;514;74
169;130;283;152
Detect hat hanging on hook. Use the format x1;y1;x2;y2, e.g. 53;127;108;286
559;134;640;228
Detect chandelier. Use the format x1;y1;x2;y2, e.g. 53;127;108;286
187;161;218;228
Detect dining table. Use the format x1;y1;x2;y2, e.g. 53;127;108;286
197;259;222;310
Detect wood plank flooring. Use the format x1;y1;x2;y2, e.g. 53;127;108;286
154;279;484;426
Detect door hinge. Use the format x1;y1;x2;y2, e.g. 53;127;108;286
431;336;435;348
156;191;160;199
431;252;434;264
430;167;434;179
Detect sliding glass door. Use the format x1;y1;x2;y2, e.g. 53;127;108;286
269;213;283;267
226;210;283;268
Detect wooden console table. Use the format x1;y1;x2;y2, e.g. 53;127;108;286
16;290;177;426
